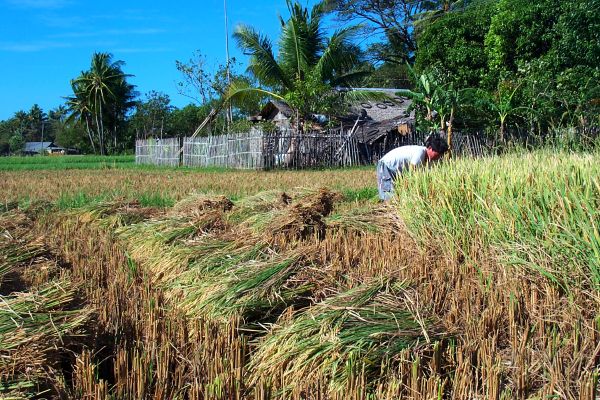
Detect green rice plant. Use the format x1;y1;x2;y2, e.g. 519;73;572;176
55;192;109;209
63;200;156;230
137;192;175;208
395;150;600;291
123;217;199;244
0;155;135;172
183;240;266;275
180;250;308;323
226;190;296;228
118;207;227;248
249;280;435;396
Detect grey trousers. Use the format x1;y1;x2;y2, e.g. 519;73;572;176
376;160;397;201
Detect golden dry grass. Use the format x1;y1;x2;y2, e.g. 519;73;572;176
29;187;598;399
0;168;375;204
2;151;599;399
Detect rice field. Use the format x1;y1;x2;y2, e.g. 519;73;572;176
0;154;136;171
0;150;598;399
0;161;375;208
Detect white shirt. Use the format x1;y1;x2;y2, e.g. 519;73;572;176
379;145;427;173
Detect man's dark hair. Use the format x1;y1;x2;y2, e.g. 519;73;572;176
425;134;449;154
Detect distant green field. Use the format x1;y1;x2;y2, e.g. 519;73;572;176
0;155;374;173
0;155;137;171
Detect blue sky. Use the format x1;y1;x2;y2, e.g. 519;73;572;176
0;0;325;120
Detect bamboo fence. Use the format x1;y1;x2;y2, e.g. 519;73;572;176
136;130;489;169
135;138;180;167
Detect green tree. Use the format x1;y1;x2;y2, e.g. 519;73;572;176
176;52;261;133
413;0;473;31
8;133;24;154
415;0;495;88
228;0;368;128
329;0;472;65
397;65;469;148
170;104;213;137
329;0;424;64
66;52;136;154
0;114;25;154
484;0;559;83
25;104;48;142
397;66;445;130
468;79;527;141
175;51;215;105
54;123;90;152
130;91;174;139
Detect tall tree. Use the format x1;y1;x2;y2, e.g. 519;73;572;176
415;0;495;88
26;104;48;142
175;51;214;105
330;0;423;64
66;52;136;154
130;91;174;139
176;53;261;131
228;0;368;127
329;0;472;65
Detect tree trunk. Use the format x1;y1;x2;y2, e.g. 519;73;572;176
447;106;455;155
85;116;97;154
97;99;105;155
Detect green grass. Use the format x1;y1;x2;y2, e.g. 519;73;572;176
0;155;135;170
55;192;110;209
340;187;378;203
0;155;230;172
52;191;175;209
0;154;377;172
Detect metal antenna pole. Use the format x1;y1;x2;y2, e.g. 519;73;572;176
224;0;233;129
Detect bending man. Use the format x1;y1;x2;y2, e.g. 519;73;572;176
376;135;449;201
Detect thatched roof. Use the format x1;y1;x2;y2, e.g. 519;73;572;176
342;88;413;124
249;89;414;141
249;100;295;123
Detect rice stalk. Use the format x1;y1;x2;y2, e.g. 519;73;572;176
250;280;439;396
180;249;310;323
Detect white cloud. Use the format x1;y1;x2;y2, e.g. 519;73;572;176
112;47;171;54
50;28;166;39
0;40;72;52
6;0;72;9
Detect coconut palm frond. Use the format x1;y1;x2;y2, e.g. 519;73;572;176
395;89;425;102
314;25;361;83
223;79;285;108
342;89;393;103
279;0;326;77
329;69;371;87
234;25;291;89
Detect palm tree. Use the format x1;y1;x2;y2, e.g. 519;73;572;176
49;105;68;123
66;79;96;154
27;104;47;142
66;52;135;154
227;0;368;129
